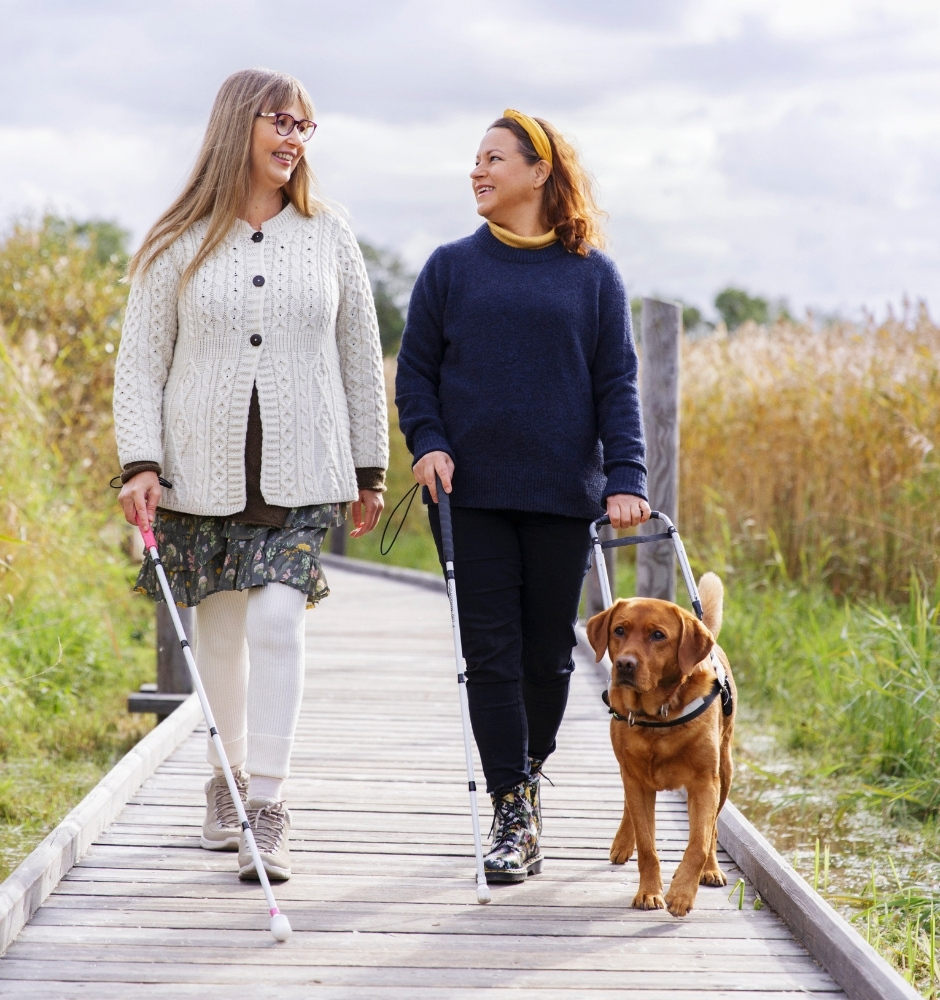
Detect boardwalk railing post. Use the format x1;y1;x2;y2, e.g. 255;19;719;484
157;603;194;699
329;516;347;556
636;297;681;602
128;604;194;719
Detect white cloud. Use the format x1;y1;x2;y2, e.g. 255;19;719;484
0;0;938;316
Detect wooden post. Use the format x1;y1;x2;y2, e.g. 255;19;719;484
128;603;194;719
635;297;681;602
156;603;194;699
329;517;347;556
585;524;616;619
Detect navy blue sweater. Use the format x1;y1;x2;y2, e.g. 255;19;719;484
395;225;647;520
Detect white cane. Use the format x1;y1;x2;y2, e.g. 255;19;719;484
435;478;491;904
137;520;292;941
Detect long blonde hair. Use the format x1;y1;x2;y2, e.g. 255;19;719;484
489;115;606;256
128;68;320;286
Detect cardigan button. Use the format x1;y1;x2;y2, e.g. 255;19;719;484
249;334;262;347
252;275;265;287
251;231;264;242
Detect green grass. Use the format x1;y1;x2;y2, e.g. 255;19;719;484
0;488;157;880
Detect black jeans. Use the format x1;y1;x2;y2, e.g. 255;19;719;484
428;505;591;795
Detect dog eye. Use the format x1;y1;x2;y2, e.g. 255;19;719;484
650;630;666;641
613;626;624;636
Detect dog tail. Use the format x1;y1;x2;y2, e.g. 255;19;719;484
698;572;724;638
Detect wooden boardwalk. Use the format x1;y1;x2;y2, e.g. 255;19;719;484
0;564;844;998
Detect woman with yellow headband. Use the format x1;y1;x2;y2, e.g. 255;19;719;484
396;110;649;883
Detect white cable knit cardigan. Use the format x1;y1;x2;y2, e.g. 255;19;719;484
113;204;389;515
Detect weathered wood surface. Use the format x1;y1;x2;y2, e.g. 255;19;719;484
156;602;194;698
637;297;681;601
0;565;844;998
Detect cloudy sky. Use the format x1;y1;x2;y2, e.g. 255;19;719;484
1;0;938;318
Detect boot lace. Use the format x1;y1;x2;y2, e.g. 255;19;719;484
488;787;530;846
528;758;554;787
247;800;287;852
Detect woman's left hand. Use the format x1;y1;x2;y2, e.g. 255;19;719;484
606;493;651;529
349;489;385;538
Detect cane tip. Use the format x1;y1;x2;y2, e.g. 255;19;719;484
477;882;491;904
270;913;292;941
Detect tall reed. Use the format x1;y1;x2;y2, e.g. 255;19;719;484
680;311;940;599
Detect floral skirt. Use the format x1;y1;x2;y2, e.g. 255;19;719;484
135;504;344;609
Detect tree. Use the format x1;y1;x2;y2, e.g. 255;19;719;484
681;304;703;332
358;241;414;356
714;287;769;330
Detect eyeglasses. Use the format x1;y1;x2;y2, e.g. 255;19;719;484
256;112;317;142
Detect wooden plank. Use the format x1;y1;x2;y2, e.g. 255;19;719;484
0;959;842;990
5;934;828;974
28;907;810;951
34;893;794;937
0;986;845;1000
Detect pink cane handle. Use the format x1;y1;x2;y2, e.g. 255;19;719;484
135;516;157;552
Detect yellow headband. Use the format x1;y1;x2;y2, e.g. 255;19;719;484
503;108;553;165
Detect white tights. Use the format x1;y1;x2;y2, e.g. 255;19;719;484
194;583;307;796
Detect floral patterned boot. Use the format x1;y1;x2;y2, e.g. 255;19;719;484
484;779;542;883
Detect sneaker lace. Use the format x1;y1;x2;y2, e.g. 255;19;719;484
213;771;247;828
247;801;287;853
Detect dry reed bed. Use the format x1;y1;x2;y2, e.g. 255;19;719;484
680;312;940;598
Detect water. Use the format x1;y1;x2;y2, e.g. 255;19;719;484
733;720;940;919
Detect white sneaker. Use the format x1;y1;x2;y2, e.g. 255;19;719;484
238;796;292;881
200;769;248;851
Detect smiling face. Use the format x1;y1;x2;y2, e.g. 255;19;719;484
470;127;549;224
249;98;307;196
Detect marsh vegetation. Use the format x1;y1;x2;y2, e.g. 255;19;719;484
1;216;938;991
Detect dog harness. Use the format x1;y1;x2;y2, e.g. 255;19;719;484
603;651;734;728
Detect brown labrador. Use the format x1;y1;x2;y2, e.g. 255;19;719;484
586;572;735;917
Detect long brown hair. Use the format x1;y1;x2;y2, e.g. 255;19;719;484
128;68;321;287
489;116;606;257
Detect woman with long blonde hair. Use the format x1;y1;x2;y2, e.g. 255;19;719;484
396;111;649;882
114;68;388;882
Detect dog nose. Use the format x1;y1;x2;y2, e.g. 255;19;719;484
616;656;637;684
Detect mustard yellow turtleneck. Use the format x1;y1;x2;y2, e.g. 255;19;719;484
487;221;558;249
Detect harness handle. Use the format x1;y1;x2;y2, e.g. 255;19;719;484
589;511;703;622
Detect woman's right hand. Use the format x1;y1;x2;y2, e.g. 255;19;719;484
118;471;162;532
412;451;455;504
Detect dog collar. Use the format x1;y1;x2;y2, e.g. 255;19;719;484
603;651;733;728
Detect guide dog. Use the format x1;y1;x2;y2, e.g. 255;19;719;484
586;573;735;917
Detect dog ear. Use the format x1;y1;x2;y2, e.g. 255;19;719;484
586;604;617;663
678;611;715;675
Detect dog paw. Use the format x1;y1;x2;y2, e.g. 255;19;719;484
665;890;695;917
609;840;635;865
632;891;665;910
700;868;727;887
